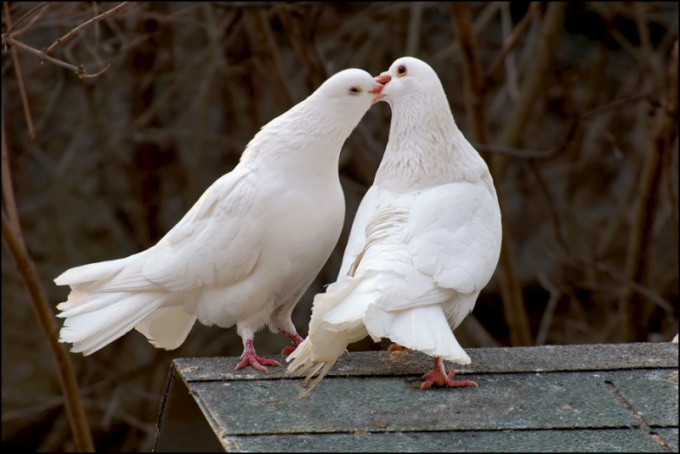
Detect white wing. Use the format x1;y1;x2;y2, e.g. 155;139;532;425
337;185;395;278
57;166;264;295
356;181;500;362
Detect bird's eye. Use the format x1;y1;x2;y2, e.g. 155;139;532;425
397;65;407;77
349;86;361;95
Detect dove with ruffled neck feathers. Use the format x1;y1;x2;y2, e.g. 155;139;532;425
55;68;384;373
287;57;502;394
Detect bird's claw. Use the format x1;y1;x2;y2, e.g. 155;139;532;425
235;354;282;373
420;369;478;390
281;345;297;355
387;343;413;360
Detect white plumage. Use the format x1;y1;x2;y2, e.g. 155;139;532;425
288;57;502;392
55;68;384;372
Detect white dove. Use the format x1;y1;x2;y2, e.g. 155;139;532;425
55;68;384;372
288;57;502;392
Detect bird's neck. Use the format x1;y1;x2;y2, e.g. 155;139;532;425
375;97;489;191
239;101;354;180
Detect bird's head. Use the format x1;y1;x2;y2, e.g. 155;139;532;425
373;57;443;105
314;68;385;113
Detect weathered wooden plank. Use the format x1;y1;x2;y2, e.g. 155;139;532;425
191;372;644;435
220;428;667;453
173;343;679;382
155;343;679;452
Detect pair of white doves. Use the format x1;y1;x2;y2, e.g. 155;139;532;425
55;56;502;393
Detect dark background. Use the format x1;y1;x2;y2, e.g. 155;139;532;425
2;2;678;451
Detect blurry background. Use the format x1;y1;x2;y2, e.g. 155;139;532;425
2;1;678;451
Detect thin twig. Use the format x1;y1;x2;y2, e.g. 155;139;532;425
243;8;295;106
4;2;50;37
3;4;35;139
2;109;95;452
526;160;573;257
496;2;567;149
1;111;20;234
535;272;561;346
405;2;422;57
450;1;533;346
2;34;111;78
275;3;328;89
44;2;129;55
485;2;539;79
2;213;95;451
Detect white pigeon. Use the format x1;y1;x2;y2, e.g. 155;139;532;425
55;68;385;372
287;57;502;392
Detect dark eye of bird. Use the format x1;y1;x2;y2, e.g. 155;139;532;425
397;65;407;76
349;86;361;95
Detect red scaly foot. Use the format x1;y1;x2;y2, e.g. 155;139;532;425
387;343;413;360
279;330;304;356
420;357;478;390
235;339;282;373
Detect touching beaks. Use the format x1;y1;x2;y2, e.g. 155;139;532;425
368;83;384;95
374;73;392;85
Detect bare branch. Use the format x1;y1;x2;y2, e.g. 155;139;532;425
450;1;533;346
3;4;35;139
1;34;111;78
4;2;50;37
405;2;423;57
2;215;95;452
43;2;129;55
535;272;561;346
485;2;540;79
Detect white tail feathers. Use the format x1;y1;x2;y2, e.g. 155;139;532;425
286;338;340;398
134;305;197;350
58;291;165;355
287;276;377;396
365;303;470;364
54;256;132;287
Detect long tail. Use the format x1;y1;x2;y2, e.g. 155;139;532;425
55;256;195;354
287;275;377;396
364;303;471;365
58;291;166;355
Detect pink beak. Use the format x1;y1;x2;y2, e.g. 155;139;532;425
374;73;392;85
369;73;391;104
369;83;384;95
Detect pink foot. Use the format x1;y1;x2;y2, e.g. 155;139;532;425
420;357;478;390
387;343;413;360
279;330;304;356
235;339;282;373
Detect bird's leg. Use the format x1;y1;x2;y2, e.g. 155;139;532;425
420;357;478;390
387;343;413;360
235;339;282;373
278;329;304;355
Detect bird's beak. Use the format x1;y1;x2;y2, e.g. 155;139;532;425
374;73;392;85
370;73;391;104
368;83;384;95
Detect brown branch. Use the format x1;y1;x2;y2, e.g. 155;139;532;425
244;7;295;107
620;38;679;341
1;34;111;79
485;2;540;79
3;4;35;139
4;2;50;37
1;220;95;451
450;2;488;142
450;1;533;346
1;110;20;234
496;2;567;150
43;2;129;55
526;161;572;258
405;2;423;56
535;272;561;346
275;3;328;90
